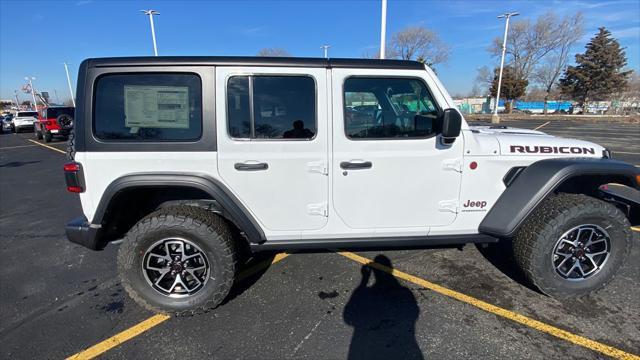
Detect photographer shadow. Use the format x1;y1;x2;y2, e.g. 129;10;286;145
343;255;424;360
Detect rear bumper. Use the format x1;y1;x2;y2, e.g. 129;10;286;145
66;216;104;250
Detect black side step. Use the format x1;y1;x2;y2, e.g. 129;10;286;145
250;234;498;252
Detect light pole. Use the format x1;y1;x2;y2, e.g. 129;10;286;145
379;0;387;59
141;10;160;56
492;12;519;124
61;63;76;107
320;45;330;58
14;90;20;109
63;62;76;106
25;76;38;111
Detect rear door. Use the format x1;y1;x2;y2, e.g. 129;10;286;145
331;68;463;232
216;67;329;234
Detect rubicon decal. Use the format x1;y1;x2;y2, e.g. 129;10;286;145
510;145;596;155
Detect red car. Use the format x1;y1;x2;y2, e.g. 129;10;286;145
35;106;74;142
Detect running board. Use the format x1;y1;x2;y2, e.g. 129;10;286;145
249;234;498;252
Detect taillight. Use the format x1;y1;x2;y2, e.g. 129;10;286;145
64;163;80;172
64;162;85;193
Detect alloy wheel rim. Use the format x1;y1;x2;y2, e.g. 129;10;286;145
142;237;210;298
551;224;611;281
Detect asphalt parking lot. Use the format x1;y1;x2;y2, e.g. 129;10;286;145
0;119;639;360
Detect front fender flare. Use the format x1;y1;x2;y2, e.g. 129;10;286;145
479;158;639;238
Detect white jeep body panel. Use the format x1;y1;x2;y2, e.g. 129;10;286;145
76;64;605;242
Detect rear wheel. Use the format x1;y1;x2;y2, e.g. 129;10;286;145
118;206;237;315
35;126;43;140
513;193;632;298
43;131;52;143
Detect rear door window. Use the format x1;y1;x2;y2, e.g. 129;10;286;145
227;75;316;140
94;73;202;141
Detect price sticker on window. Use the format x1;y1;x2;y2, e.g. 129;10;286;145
124;86;189;129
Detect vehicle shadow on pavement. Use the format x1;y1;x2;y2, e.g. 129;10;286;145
222;252;281;305
343;255;424;360
475;242;541;294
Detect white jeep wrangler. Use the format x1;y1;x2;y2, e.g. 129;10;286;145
64;57;639;315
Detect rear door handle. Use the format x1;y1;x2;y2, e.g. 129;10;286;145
234;162;268;171
340;161;372;170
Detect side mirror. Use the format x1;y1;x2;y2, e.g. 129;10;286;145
441;108;462;144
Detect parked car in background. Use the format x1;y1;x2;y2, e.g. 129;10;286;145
35;106;75;142
1;114;14;133
12;111;38;133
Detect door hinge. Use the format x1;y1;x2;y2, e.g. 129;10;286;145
438;199;459;214
307;161;328;175
442;158;463;172
307;202;328;217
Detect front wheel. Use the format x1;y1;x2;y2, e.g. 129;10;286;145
118;206;237;315
513;193;632;298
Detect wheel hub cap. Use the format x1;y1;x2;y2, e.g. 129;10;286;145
142;238;210;298
551;224;611;281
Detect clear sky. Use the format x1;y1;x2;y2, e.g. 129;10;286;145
1;0;638;101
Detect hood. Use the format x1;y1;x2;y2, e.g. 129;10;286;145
468;125;605;158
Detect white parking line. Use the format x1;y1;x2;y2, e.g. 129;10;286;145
533;121;551;131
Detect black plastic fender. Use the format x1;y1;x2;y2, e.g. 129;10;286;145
92;173;265;243
479;158;639;238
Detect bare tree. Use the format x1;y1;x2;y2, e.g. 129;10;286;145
390;26;450;68
532;13;584;113
361;46;397;59
256;48;291;57
474;65;493;96
489;12;580;82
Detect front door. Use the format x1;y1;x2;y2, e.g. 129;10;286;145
331;68;463;231
216;67;328;233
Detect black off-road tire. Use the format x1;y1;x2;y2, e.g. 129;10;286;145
118;205;237;315
43;131;52;143
35;127;43;140
513;193;632;299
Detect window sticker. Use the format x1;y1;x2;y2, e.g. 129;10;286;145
124;85;189;129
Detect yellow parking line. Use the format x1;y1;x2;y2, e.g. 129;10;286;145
238;252;290;281
337;251;640;360
65;314;170;360
27;139;66;154
65;252;289;360
533;121;551;131
631;226;640;232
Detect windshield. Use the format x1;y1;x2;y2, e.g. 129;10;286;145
17;111;38;118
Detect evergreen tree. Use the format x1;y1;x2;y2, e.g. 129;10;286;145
490;66;528;113
559;27;631;107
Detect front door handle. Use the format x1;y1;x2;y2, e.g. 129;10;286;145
340;161;372;170
234;162;269;171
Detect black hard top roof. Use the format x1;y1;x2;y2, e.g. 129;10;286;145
84;56;425;70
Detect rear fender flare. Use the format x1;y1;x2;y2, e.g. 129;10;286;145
92;173;265;243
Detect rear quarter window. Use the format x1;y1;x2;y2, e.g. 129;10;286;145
93;73;202;141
